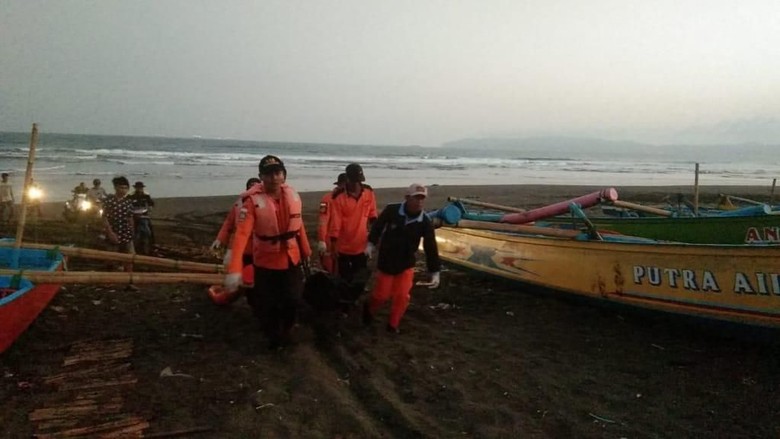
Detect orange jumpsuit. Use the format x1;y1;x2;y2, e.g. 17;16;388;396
216;197;254;284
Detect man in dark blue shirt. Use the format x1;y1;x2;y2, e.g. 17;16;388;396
363;183;441;333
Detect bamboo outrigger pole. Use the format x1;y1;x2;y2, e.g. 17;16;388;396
0;270;223;285
447;196;527;213
0;242;225;273
771;178;777;205
693;163;700;217
449;219;581;238
609;200;672;217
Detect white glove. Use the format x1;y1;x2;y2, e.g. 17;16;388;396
210;239;222;251
364;242;375;259
222;249;232;267
316;240;327;254
428;272;440;289
224;273;242;293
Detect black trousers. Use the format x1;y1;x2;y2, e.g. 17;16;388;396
246;263;304;345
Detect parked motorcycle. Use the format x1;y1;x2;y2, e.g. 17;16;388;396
63;193;103;223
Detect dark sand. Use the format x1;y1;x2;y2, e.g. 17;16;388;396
1;184;778;438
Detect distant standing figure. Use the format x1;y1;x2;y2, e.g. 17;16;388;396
363;183;441;334
316;173;347;273
103;176;135;272
129;181;155;254
73;182;88;195
87;178;108;203
328;163;377;288
0;173;14;225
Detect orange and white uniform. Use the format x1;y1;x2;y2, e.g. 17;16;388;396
228;183;311;273
216;198;253;257
328;186;377;256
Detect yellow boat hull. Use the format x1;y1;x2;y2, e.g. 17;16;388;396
436;227;780;328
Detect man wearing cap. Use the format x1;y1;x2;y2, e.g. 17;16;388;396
223;155;312;349
129;181;155;254
316;173;347;273
363;183;441;334
328;163;377;288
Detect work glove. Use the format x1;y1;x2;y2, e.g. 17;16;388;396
224;273;242;293
210;240;222;251
316;240;327;254
364;242;375;260
222;250;232;267
428;272;441;289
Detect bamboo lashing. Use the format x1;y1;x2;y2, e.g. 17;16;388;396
447;196;526;213
450;219;581;238
0;270;223;285
14;123;38;252
0;242;224;273
609;200;672;217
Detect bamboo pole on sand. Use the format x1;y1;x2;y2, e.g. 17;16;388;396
0;270;223;285
446;196;527;213
771;178;777;204
0;242;224;273
12;124;38;262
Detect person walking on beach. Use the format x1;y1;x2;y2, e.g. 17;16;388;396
223;155;312;349
87;178;107;203
316;172;347;273
363;183;441;334
102;176;136;276
211;177;261;284
328;163;377;289
0;173;14;226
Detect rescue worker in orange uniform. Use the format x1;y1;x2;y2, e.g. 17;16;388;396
316;173;347;273
363;183;441;334
224;156;312;349
328;163;377;288
211;177;261;285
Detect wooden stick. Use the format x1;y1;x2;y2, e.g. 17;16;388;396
718;194;765;206
14;123;39;253
609;200;672;217
0;242;224;273
451;219;581;238
0;270;224;285
693;163;700;217
447;196;526;213
771;178;777;204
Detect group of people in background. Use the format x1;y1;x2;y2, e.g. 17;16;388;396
214;155;441;349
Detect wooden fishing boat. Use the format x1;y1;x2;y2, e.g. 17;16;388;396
435;224;780;328
537;205;780;245
0;246;65;353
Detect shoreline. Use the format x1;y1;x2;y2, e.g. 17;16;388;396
17;183;777;220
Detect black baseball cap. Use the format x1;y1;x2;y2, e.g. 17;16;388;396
259;155;286;176
345;163;365;182
333;173;348;185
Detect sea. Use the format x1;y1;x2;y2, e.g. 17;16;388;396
1;131;778;202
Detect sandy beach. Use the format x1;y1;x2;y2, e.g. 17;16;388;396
1;184;778;438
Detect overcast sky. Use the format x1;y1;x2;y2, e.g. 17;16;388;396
2;0;779;146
